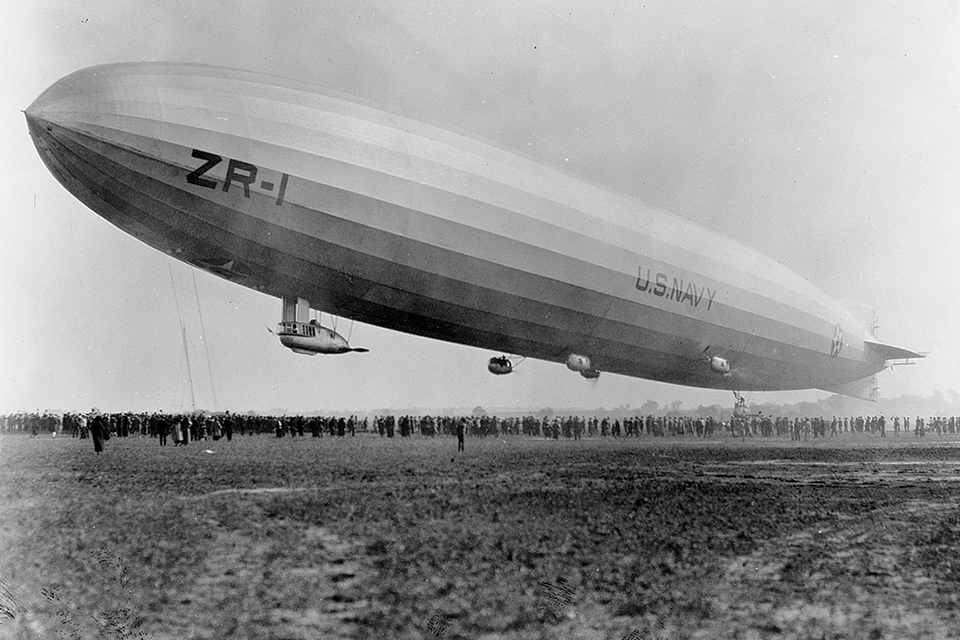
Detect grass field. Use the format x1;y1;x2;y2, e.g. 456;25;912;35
2;432;960;639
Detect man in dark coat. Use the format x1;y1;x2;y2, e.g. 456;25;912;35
157;414;169;446
90;414;104;454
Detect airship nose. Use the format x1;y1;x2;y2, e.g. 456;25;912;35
25;99;72;186
24;101;62;153
25;63;204;179
25;103;81;190
27;63;120;120
26;65;100;133
25;64;157;193
25;65;108;176
24;109;51;148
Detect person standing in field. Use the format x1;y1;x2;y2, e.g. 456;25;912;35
456;419;465;452
173;416;184;445
90;414;104;454
158;414;169;446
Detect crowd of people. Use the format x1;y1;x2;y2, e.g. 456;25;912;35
735;414;948;439
2;410;958;445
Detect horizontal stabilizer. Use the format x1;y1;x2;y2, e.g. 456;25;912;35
864;340;925;361
820;375;878;402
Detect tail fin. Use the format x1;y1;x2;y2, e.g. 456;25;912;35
825;301;924;401
839;299;878;337
840;298;926;362
864;340;925;361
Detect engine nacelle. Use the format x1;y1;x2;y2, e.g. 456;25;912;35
487;356;514;375
580;369;600;380
708;356;731;375
277;320;363;355
275;297;368;355
566;353;592;372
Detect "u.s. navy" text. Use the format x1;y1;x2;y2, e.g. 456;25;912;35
635;266;718;311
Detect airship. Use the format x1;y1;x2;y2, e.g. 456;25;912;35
25;62;922;400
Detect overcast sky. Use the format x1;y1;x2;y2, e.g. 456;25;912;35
2;1;957;414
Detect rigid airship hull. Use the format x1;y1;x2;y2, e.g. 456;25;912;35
25;62;902;393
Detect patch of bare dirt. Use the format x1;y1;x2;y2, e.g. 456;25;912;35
148;522;374;640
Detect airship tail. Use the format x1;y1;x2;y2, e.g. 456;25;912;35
863;340;926;361
820;302;924;401
839;299;878;336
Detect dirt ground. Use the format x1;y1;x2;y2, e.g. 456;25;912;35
2;432;960;639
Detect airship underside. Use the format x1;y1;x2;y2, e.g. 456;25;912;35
25;62;922;397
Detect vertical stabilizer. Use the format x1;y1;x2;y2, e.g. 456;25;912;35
839;299;879;338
